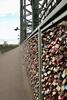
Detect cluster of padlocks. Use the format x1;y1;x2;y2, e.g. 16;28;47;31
41;24;67;100
23;35;39;100
22;23;67;100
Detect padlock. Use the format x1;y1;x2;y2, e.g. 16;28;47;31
47;70;51;75
64;51;67;57
56;85;61;91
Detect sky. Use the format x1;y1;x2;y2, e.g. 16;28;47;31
0;0;20;44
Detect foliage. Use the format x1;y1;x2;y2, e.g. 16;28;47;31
0;44;18;53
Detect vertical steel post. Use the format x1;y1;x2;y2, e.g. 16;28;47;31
38;28;42;100
24;0;27;39
31;0;39;30
20;0;23;43
20;0;26;43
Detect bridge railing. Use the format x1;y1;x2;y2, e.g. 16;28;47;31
21;0;67;100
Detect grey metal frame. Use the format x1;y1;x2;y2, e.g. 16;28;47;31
20;0;63;43
20;0;32;43
23;0;67;41
38;28;42;100
39;0;62;22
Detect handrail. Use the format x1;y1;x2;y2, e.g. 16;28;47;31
41;10;67;32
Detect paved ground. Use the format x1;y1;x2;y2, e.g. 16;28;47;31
0;46;33;100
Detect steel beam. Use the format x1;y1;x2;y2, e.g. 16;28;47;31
31;0;39;30
20;0;32;43
20;0;24;43
38;28;42;100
